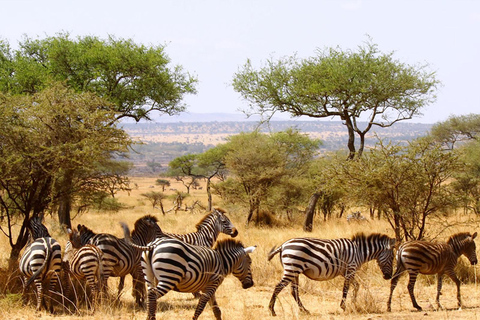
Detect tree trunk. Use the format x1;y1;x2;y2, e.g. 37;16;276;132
342;114;357;160
303;192;321;232
358;132;366;158
206;178;212;211
58;196;72;229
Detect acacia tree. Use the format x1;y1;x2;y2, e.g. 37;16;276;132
0;85;132;265
330;137;460;242
216;130;320;224
0;34;197;226
232;41;438;159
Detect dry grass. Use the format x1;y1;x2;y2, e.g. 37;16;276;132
2;177;480;320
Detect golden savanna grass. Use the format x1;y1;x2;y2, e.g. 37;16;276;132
2;177;480;320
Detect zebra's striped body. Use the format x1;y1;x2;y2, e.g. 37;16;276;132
63;238;104;308
19;216;62;312
387;232;478;311
121;223;256;320
163;208;238;247
268;233;396;315
76;224;146;307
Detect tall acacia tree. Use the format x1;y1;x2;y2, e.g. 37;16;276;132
0;85;132;265
0;33;197;226
232;40;438;159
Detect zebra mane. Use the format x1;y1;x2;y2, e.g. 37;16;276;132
351;232;391;243
135;214;159;226
447;232;473;244
77;224;97;244
212;238;244;251
195;208;225;230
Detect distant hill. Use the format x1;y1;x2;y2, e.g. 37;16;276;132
122;116;432;176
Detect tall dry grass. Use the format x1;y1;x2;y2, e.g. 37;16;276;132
1;176;480;320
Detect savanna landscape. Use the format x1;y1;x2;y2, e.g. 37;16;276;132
1;34;480;320
2;177;480;320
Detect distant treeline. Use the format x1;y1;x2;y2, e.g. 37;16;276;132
123;121;432;176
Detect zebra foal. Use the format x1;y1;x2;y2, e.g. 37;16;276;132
63;228;104;310
19;216;62;312
120;222;256;320
387;232;478;312
76;223;148;307
268;233;396;316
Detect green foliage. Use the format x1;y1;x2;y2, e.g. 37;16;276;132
0;33;197;121
141;191;167;209
0;84;132;259
430;113;480;149
328;137;460;241
233;40;439;158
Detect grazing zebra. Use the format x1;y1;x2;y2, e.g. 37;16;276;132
387;232;478;312
63;228;104;310
120;222;256;320
76;223;151;307
268;233;396;315
164;208;239;246
19;216;62;312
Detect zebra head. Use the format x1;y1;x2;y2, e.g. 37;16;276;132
215;239;256;289
131;214;163;245
449;231;478;265
27;214;51;240
77;224;96;245
367;233;396;280
213;208;238;238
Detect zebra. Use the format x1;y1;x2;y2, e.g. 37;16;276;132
19;215;62;312
268;233;396;316
120;222;256;320
76;222;154;308
387;232;478;312
63;228;104;310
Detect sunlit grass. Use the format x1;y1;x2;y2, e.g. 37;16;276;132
1;176;480;319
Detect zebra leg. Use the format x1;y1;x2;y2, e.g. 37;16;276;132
146;287;164;320
290;275;309;314
22;277;29;306
351;277;360;305
340;271;356;311
269;276;292;316
207;293;222;320
407;272;422;311
194;287;218;320
387;263;406;312
445;269;462;309
34;278;45;311
436;273;444;310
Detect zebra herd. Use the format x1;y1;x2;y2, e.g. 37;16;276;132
18;209;478;319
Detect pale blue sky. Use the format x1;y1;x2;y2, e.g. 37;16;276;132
1;0;479;123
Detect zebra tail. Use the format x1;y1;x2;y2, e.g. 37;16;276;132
267;245;281;261
95;247;105;285
119;222;155;252
25;238;52;287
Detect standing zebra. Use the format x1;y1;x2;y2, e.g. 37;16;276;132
387;232;478;312
63;228;104;310
19;215;62;312
268;233;396;316
120;222;256;320
76;223;151;307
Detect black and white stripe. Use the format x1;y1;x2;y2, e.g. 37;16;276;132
387;232;478;311
268;233;396;315
63;229;104;309
121;222;256;320
76;224;146;307
19;216;62;312
164;208;238;247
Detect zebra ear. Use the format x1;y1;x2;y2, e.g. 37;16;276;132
389;239;396;249
244;246;257;254
472;232;477;240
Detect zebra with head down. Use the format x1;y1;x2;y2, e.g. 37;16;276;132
19;215;62;312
